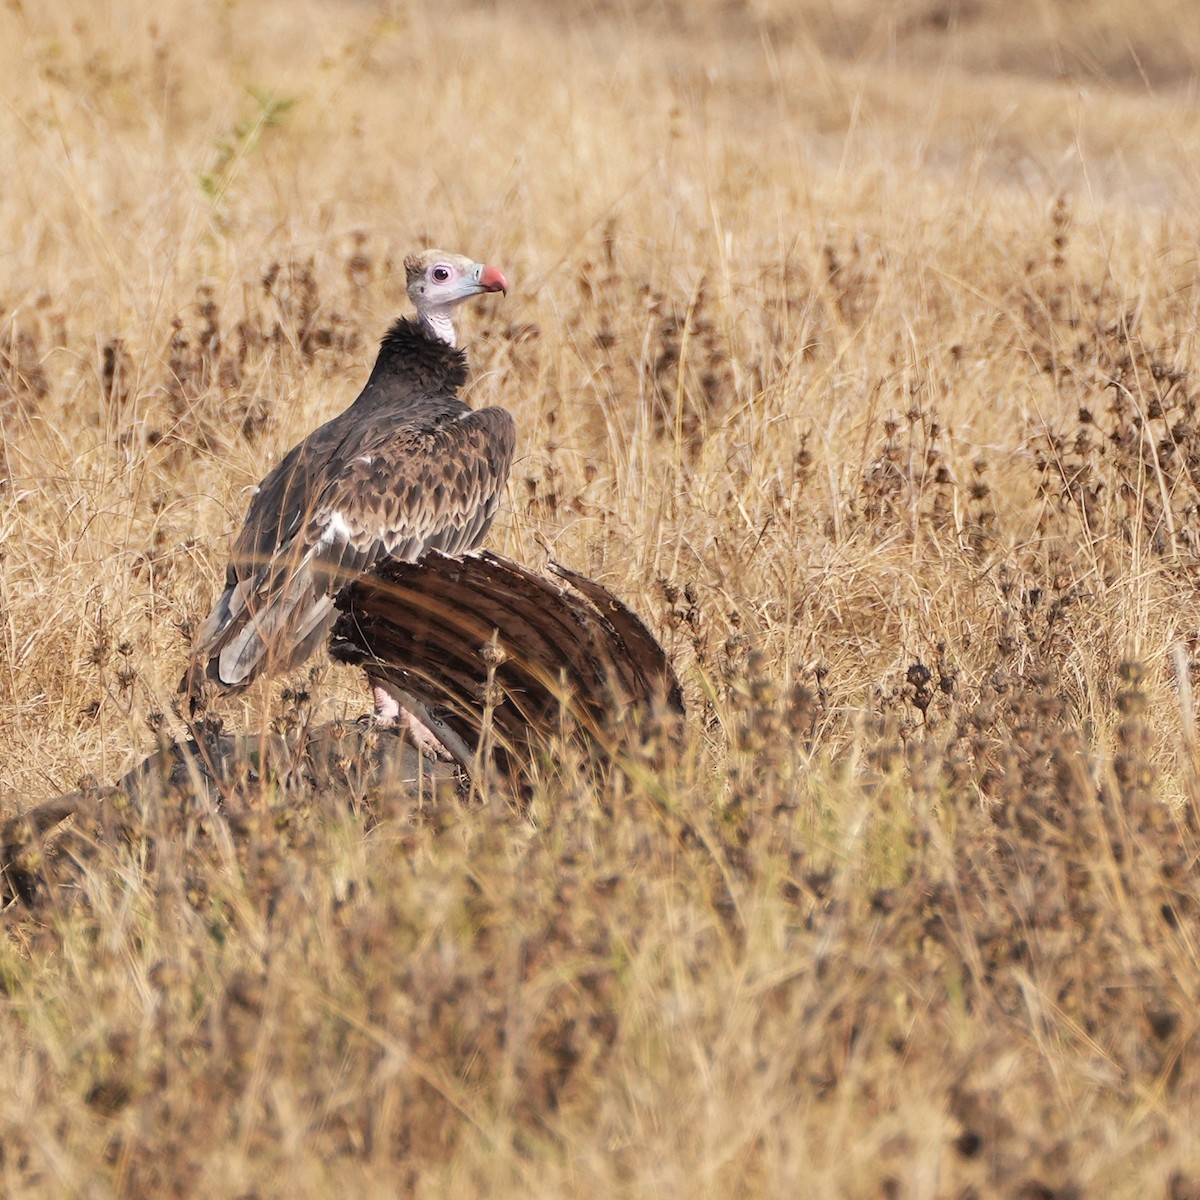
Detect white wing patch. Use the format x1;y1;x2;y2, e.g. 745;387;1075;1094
319;510;354;547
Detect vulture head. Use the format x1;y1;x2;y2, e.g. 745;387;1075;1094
404;249;508;347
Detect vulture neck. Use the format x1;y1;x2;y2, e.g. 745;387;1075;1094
363;317;470;401
417;306;458;348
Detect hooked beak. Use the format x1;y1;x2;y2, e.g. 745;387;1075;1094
474;262;508;295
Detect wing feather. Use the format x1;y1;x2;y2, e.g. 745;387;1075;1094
183;405;516;694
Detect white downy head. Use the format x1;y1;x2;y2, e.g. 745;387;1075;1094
404;249;508;347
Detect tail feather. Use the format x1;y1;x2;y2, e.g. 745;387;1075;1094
178;581;238;697
217;575;333;687
181;560;337;696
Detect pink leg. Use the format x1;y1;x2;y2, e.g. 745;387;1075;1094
372;684;402;724
372;684;453;760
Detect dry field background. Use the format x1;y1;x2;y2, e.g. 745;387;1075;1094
5;0;1200;1194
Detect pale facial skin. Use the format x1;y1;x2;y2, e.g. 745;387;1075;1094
404;250;508;347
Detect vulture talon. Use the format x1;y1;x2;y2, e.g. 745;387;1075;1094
368;684;453;760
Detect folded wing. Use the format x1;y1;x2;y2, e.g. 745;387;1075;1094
183;405;515;694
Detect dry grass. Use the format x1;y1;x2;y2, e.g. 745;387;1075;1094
5;0;1200;1194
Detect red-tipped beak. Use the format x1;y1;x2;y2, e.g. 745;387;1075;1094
479;264;508;295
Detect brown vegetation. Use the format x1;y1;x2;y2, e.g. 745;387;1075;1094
4;0;1200;1195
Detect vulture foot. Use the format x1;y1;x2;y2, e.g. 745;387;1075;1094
370;684;455;761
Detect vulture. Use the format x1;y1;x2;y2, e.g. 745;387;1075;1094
180;249;514;752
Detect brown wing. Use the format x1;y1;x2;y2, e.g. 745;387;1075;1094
183;406;516;693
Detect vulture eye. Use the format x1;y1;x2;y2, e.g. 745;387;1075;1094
431;265;452;283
